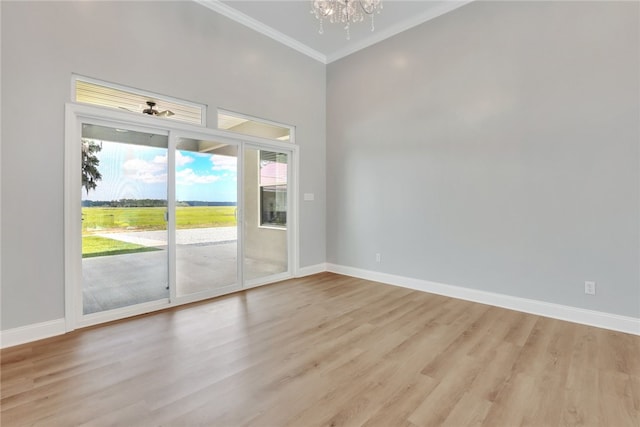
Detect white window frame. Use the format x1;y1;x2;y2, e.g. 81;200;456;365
65;102;299;331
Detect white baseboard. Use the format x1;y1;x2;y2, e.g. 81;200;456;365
326;263;640;336
3;265;636;348
0;318;66;349
296;263;327;278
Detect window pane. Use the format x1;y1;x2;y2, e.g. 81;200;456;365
81;124;169;315
244;148;288;281
259;151;287;227
261;185;287;226
175;138;238;297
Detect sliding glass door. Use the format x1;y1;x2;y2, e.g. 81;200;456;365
67;104;296;328
81;124;169;315
174;136;239;298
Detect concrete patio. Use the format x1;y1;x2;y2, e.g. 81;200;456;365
82;227;286;314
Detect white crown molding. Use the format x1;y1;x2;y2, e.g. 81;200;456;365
326;263;640;336
327;0;474;63
194;0;328;64
194;0;476;64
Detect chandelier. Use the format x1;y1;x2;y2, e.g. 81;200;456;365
311;0;383;40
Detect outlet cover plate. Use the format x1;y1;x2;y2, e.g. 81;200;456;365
585;281;596;295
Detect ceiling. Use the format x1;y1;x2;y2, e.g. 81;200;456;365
196;0;473;63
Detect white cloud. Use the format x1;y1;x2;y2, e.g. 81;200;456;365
152;151;194;167
152;155;166;165
176;151;195;167
121;152;225;186
211;155;237;172
177;168;219;185
122;158;167;184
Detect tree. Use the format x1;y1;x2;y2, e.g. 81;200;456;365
82;139;102;195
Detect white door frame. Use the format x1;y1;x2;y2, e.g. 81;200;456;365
64;103;299;331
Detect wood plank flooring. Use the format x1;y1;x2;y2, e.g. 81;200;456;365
1;272;639;426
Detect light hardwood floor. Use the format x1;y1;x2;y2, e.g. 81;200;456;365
1;273;639;426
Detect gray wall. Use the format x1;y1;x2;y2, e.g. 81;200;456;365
327;1;639;317
1;1;326;330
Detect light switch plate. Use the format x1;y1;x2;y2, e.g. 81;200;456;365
303;193;315;201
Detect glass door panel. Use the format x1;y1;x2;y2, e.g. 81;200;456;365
243;148;289;282
175;138;238;297
81;124;169;315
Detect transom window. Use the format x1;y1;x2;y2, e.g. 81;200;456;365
217;109;293;142
73;75;206;125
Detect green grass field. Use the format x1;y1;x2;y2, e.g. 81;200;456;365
82;206;236;257
82;236;160;258
82;206;237;233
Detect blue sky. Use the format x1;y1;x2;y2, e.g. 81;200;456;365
83;141;237;202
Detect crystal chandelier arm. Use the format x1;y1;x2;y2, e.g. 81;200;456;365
359;0;380;15
311;0;382;39
311;0;335;19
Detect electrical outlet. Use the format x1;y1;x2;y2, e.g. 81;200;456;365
375;253;381;263
584;281;596;295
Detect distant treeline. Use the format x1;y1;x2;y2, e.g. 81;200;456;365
82;199;237;207
179;201;237;207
